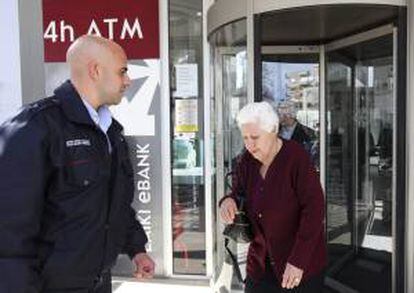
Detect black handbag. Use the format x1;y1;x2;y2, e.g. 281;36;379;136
222;198;253;243
222;169;253;244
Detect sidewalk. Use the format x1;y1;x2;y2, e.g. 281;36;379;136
112;279;244;293
112;279;212;293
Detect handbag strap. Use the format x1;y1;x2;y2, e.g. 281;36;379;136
223;158;248;284
224;238;245;284
238;196;246;211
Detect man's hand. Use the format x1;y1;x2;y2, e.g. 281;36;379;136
281;262;304;289
132;253;155;280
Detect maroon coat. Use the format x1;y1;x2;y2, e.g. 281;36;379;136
222;139;327;283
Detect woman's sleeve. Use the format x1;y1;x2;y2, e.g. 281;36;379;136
287;149;325;271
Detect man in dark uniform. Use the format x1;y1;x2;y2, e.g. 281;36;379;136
0;35;154;293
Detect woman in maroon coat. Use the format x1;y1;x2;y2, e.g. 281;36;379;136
220;102;327;293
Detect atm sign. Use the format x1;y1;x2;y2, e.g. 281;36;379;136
43;0;159;62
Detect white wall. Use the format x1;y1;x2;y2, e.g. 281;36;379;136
0;0;45;124
0;1;23;124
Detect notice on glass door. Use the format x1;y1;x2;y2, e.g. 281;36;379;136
175;99;198;132
175;64;198;98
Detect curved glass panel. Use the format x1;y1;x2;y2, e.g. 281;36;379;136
209;18;248;290
326;33;395;292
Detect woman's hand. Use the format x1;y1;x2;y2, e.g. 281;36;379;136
281;262;304;289
220;197;238;224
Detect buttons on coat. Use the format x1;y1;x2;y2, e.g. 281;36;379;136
258;213;262;218
83;179;90;186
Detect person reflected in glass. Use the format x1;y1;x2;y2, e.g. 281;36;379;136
220;102;326;293
276;100;318;165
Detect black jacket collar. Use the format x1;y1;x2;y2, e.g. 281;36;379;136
53;80;123;134
54;80;95;127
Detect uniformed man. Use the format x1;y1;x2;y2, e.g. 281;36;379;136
0;35;154;293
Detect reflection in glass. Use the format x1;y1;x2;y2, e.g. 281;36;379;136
326;57;354;251
326;34;394;292
261;58;320;170
169;0;205;275
209;18;248;289
223;51;248;164
355;58;394;252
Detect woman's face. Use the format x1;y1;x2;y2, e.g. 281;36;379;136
241;122;276;163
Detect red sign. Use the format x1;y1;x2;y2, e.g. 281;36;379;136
43;0;159;62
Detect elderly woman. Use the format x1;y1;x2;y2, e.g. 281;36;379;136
220;102;326;293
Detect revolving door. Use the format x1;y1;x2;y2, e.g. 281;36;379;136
209;2;407;293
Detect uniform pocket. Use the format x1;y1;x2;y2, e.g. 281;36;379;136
121;159;134;178
65;158;99;188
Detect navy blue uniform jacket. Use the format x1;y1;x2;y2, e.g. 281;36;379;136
0;81;147;292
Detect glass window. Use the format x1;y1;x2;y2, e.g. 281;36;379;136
326;56;354;249
209;18;248;289
326;34;395;292
261;54;320;171
169;0;205;275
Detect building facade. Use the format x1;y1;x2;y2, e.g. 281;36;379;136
1;0;414;292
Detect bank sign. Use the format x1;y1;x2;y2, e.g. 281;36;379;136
43;0;159;61
43;0;164;276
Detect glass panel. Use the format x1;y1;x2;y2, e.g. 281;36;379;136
209;18;247;289
209;43;217;278
261;54;320;171
355;55;394;252
169;0;205;275
326;52;354;258
223;51;248;172
326;34;394;292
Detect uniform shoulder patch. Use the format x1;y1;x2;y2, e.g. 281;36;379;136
28;97;59;112
23;96;60;119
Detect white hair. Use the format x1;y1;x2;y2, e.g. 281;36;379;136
236;101;279;133
277;100;298;118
